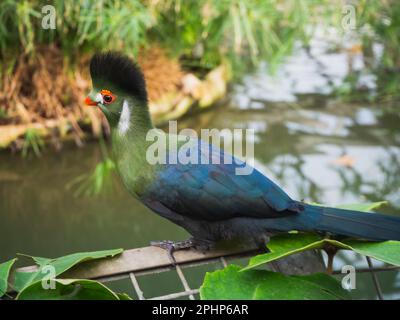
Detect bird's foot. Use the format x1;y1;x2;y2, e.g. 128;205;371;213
254;233;271;252
150;238;214;266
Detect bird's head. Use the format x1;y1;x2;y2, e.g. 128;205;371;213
85;52;149;128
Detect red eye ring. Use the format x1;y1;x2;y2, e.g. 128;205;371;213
100;89;116;105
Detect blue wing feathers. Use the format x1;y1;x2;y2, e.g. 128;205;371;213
143;138;294;221
140;137;400;240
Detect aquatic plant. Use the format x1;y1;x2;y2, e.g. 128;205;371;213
21;128;44;157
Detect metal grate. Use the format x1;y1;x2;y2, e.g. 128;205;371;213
87;253;254;300
127;256;232;300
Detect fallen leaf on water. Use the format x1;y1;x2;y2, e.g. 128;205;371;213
332;155;355;167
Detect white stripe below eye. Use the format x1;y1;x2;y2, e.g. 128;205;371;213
118;100;131;135
95;93;103;104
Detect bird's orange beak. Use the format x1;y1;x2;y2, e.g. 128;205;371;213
85;96;98;106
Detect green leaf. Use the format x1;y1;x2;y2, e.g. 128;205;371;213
242;233;324;271
341;240;400;266
243;201;400;271
0;258;17;297
245;233;400;270
17;279;128;300
291;273;351;300
13;249;123;292
116;292;133;300
200;265;348;300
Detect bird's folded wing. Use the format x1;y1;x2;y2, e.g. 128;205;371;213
143;139;297;221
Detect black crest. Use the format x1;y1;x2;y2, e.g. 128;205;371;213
90;52;147;103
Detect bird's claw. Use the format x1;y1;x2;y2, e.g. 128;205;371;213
150;238;213;266
150;240;178;265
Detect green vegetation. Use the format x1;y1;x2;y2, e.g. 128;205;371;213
0;0;328;71
17;279;130;300
201;201;400;300
0;0;398;152
1;0;398;75
21;128;44;157
337;0;400;102
0;258;17;297
66;157;116;197
0;0;152;58
66;138;116;197
1;249;124;299
150;0;326;73
243;233;400;271
200;266;350;300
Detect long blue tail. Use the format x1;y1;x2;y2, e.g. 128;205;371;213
266;203;400;241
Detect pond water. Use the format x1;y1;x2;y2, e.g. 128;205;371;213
1;36;399;299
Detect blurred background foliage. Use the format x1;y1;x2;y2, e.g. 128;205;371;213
0;0;315;68
0;0;396;73
0;0;399;185
0;0;398;95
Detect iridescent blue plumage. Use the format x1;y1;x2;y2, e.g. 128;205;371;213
141;138;400;244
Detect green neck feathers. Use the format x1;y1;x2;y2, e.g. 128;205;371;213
108;96;156;197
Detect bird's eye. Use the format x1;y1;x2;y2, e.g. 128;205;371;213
100;90;116;105
103;95;113;103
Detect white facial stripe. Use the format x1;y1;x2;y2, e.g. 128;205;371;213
118;100;131;135
95;93;103;104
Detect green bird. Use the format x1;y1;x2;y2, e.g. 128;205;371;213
85;52;400;263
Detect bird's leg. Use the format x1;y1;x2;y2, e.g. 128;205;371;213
254;233;271;252
150;238;214;265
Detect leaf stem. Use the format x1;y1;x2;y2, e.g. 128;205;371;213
324;244;338;275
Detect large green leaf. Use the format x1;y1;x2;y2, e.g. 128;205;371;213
245;234;400;270
291;273;351;299
340;240;400;266
244;202;400;270
0;258;17;297
242;233;325;271
13;249;123;292
17;279;127;300
200;265;349;300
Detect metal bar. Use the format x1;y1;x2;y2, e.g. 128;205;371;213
332;265;399;275
175;265;195;300
51;245;260;280
149;289;200;300
129;272;145;300
93;263;399;283
366;256;384;300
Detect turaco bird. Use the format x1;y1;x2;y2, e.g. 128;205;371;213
85;52;400;263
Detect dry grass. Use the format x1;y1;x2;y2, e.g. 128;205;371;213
139;46;183;102
0;45;184;149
